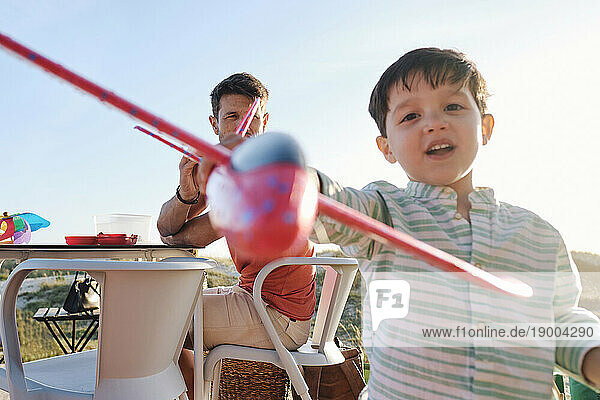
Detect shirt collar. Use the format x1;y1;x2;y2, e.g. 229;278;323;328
405;181;496;205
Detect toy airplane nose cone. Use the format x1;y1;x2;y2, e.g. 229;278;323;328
231;132;306;172
207;133;317;259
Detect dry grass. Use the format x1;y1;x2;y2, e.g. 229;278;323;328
11;280;99;362
573;251;600;318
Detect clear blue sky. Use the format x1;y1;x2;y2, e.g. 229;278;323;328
1;1;599;255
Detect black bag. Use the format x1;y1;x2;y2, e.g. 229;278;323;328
292;338;366;400
63;271;100;314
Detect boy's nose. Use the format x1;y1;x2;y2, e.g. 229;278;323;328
423;114;448;134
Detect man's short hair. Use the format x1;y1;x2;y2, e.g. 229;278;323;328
368;48;489;137
210;72;269;118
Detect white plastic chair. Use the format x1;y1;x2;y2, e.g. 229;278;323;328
203;256;359;400
0;257;213;400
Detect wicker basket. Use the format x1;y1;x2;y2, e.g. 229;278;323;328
216;358;292;400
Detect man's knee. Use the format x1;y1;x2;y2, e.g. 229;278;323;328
179;348;194;369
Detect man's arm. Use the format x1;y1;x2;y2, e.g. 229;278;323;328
159;135;243;243
157;155;206;237
157;194;206;237
161;213;223;247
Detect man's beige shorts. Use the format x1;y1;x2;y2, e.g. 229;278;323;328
184;285;311;351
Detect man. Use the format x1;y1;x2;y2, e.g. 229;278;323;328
157;73;315;399
158;72;270;247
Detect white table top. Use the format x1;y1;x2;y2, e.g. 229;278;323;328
0;244;197;262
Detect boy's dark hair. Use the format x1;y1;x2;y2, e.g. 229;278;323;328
368;48;489;137
210;72;269;118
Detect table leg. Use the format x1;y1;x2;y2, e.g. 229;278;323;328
71;319;76;351
43;320;69;354
38;316;98;354
75;319;99;352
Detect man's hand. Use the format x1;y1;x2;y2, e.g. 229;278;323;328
157;156;205;237
582;346;600;387
178;156;200;201
197;134;245;195
157;135;243;238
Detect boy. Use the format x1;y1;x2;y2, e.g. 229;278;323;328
311;48;600;399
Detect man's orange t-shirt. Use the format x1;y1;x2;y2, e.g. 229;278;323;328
227;240;316;321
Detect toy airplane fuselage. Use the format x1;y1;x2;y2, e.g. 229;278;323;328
207;133;317;259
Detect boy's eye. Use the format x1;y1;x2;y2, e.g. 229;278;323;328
445;104;464;111
225;114;237;120
401;113;419;123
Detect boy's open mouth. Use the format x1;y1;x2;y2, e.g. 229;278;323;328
426;143;454;156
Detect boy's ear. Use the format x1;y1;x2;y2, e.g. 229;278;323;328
376;136;397;164
262;112;269;131
481;114;494;145
209;115;219;136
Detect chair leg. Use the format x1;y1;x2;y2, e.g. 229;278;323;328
179;392;190;400
203;380;212;400
286;363;311;400
209;359;222;399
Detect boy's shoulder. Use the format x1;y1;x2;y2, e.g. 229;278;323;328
362;180;407;198
496;198;561;236
361;180;420;208
362;181;561;235
362;180;400;191
497;198;547;220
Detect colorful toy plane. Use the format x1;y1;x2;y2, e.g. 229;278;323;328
0;212;50;244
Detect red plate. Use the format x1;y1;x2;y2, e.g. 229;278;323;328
65;235;98;245
97;233;138;246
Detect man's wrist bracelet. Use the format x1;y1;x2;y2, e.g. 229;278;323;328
176;185;201;205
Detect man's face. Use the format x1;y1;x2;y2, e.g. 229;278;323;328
376;77;493;189
209;94;268;142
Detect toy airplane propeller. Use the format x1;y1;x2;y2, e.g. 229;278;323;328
0;32;532;298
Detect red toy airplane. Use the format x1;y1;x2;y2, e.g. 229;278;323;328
0;32;532;298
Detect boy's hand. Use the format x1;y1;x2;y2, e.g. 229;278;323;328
582;347;600;387
178;156;200;201
197;134;245;195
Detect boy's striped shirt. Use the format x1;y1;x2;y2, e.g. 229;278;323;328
312;173;600;400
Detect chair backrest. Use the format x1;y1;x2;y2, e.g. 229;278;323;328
310;260;358;351
96;257;214;381
252;257;358;354
202;257;357;400
96;269;202;379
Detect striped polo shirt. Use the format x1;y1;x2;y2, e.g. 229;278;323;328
312;173;600;400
